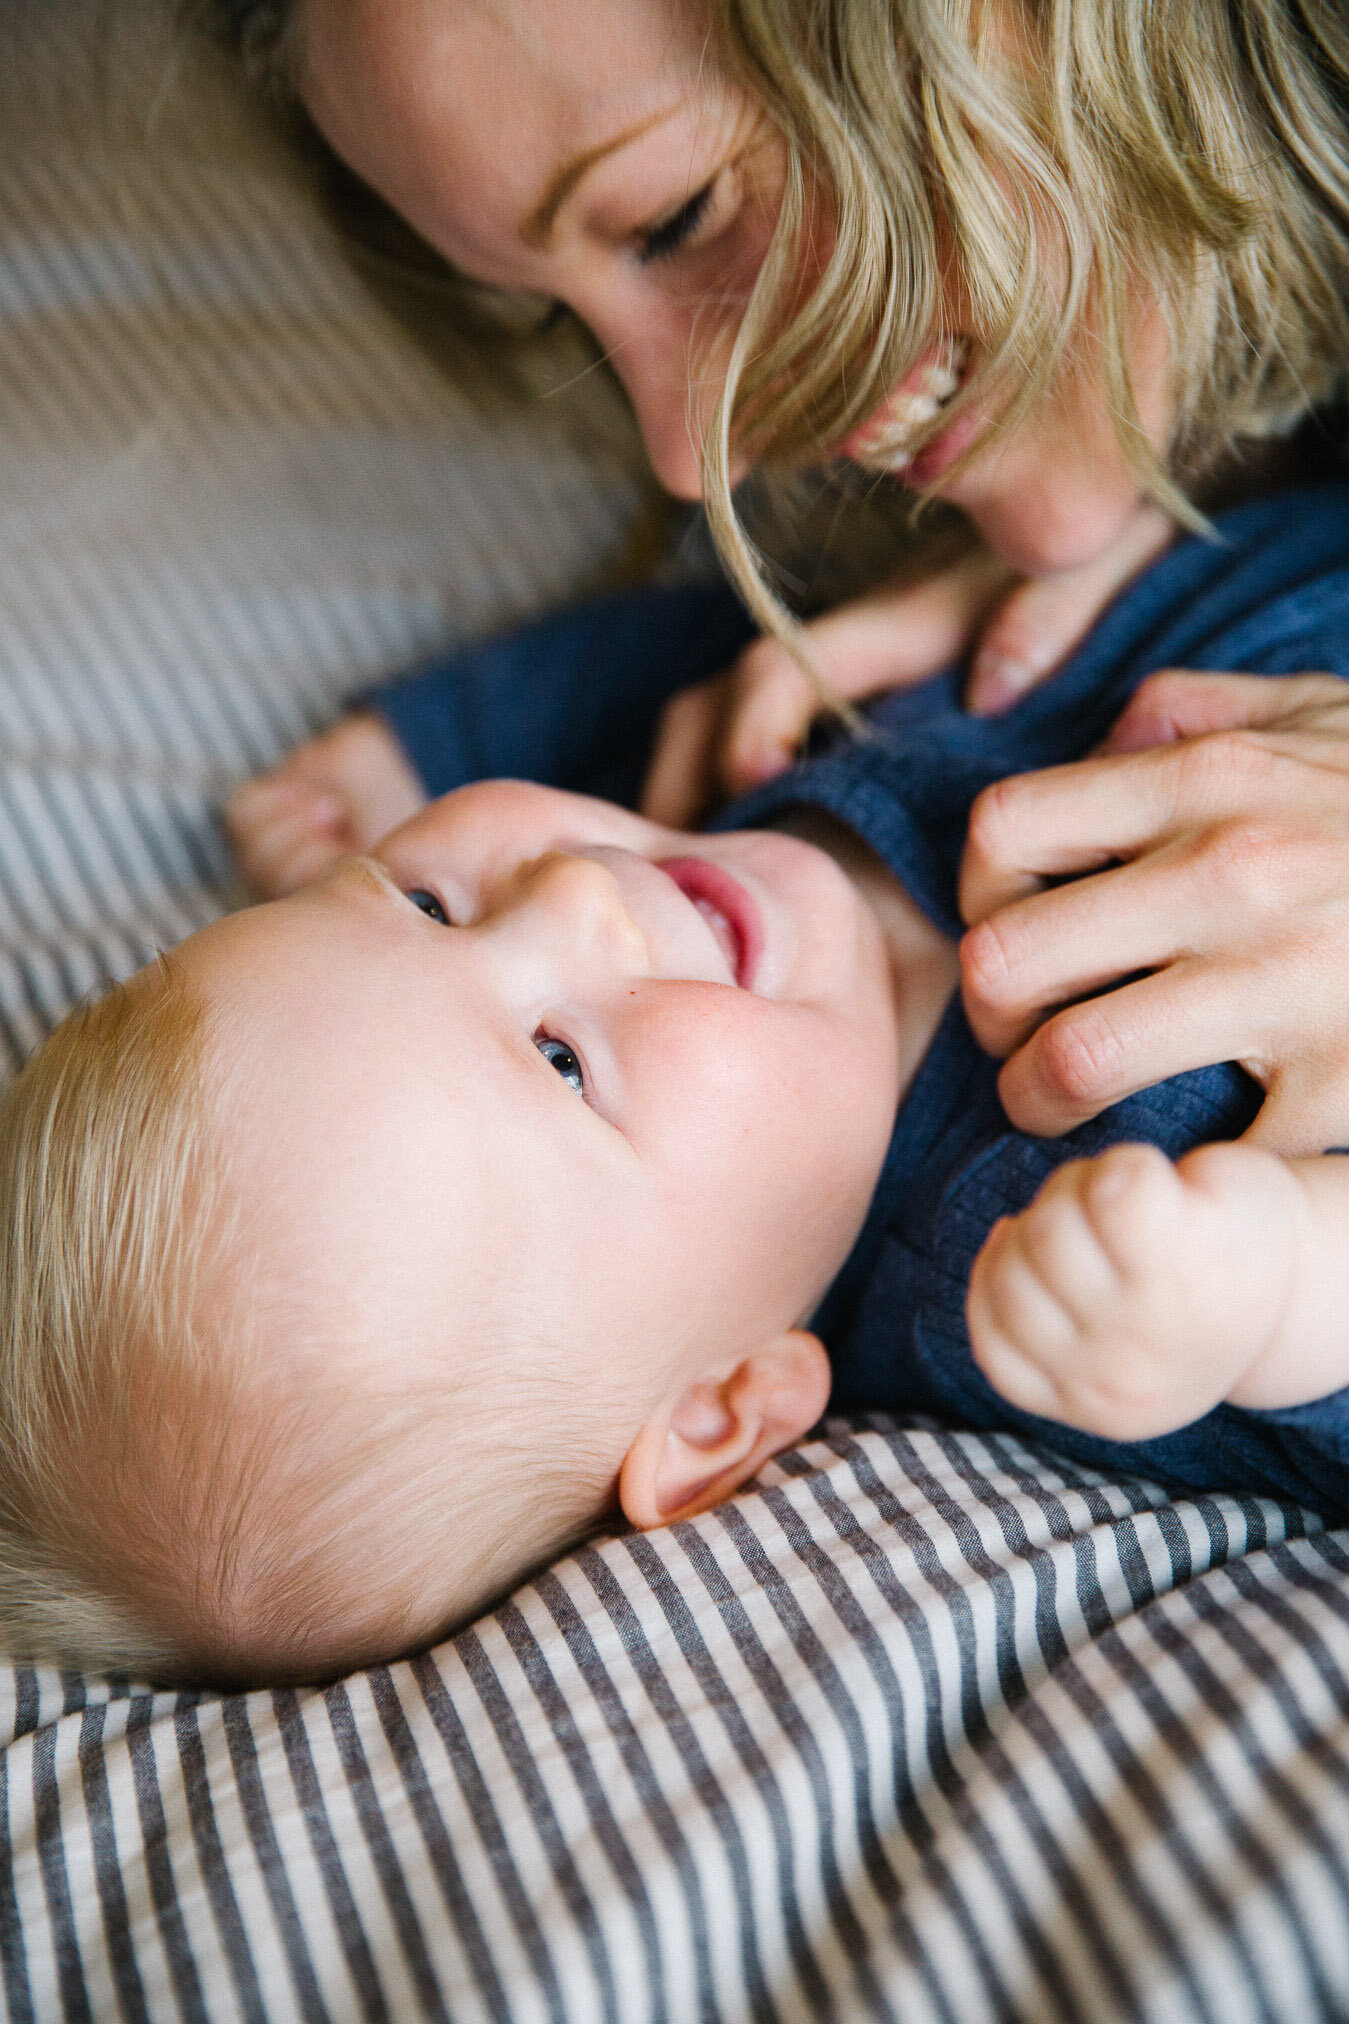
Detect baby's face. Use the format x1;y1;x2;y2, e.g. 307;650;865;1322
195;778;901;1352
183;781;902;1536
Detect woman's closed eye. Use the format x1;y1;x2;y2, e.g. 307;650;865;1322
535;1033;585;1097
637;180;716;264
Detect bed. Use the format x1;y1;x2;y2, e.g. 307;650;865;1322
1;5;1347;2018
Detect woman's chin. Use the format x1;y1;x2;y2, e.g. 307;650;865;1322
963;477;1146;576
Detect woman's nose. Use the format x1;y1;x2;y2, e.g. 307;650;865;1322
622;376;706;500
582;302;710;500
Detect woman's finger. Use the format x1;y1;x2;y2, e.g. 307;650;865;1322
806;544;1012;695
966;505;1175;713
1103;668;1349;753
964;789;1349;1058
960;843;1215;1056
717;545;1014;795
1241;1057;1349;1158
958;730;1319;924
640;678;728;827
992;957;1267;1136
718;645;816;796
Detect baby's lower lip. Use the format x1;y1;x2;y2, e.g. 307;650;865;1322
655;857;763;989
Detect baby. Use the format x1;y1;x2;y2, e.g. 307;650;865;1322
3;484;1349;1685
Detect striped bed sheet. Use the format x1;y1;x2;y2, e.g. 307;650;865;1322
1;3;1348;2019
4;1425;1349;2021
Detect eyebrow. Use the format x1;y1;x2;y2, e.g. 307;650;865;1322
522;107;682;248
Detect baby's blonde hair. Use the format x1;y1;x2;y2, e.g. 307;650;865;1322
0;959;621;1683
0;964;218;1677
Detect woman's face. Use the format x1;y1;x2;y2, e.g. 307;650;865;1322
298;0;1171;573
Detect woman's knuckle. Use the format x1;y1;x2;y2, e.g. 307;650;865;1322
1191;814;1296;912
1169;727;1270;807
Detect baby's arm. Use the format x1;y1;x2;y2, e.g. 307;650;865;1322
967;1141;1349;1441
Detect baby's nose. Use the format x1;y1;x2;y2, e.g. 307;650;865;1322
523;853;650;968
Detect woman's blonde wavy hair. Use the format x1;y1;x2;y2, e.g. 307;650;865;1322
216;0;1349;647
700;0;1349;641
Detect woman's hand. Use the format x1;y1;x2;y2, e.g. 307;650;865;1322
958;670;1349;1154
641;503;1174;827
226;712;427;897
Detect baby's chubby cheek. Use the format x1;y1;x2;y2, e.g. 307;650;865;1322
649;990;899;1323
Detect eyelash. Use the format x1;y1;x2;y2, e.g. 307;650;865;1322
637;181;715;264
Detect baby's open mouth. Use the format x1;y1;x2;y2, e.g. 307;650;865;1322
841;337;970;475
656;858;762;990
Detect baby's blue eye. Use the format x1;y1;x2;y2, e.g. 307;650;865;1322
406;888;450;925
535;1035;585;1096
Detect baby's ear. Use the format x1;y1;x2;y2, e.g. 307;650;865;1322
619;1331;830;1530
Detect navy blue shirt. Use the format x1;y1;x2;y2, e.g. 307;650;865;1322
372;484;1349;1520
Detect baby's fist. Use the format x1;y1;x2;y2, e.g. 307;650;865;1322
227;713;427;897
966;1141;1299;1441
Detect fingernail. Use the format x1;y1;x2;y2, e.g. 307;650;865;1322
970;654;1034;715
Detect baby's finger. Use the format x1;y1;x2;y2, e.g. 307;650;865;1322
230;796;344;898
967;506;1173;713
249;828;348;898
966;1219;1076;1415
641;679;727;828
226;773;342;838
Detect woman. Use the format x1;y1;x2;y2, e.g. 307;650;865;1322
223;0;1349;1152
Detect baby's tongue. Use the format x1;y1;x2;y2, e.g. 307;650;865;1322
693;896;738;974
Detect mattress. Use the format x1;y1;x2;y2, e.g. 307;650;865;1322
0;3;1347;2018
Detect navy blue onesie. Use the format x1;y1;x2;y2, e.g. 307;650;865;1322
371;485;1349;1520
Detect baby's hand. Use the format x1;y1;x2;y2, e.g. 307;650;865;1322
966;1141;1304;1441
227;713;427;897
